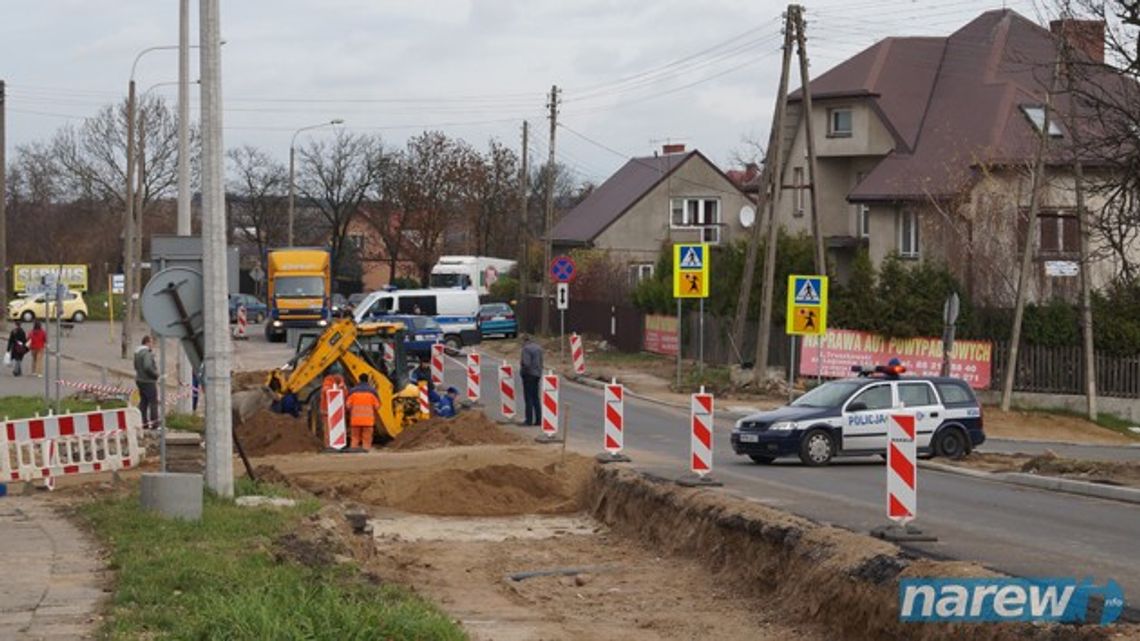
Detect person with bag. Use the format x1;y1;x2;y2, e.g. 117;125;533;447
6;321;28;377
28;321;47;378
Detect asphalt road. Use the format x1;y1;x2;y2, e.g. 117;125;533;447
443;359;1140;616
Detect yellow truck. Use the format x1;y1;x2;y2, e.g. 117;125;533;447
265;248;331;342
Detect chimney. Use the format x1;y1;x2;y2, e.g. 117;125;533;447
662;143;686;155
1050;18;1105;64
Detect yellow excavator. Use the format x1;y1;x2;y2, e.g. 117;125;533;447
266;318;424;442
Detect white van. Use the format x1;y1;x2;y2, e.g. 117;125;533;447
353;288;480;348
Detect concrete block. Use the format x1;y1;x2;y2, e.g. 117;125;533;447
140;472;203;521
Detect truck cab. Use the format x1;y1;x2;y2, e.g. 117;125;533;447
265;248;331;342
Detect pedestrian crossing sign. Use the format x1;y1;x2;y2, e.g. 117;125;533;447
786;274;828;335
673;243;709;298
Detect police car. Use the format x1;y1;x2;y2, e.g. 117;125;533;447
731;363;985;466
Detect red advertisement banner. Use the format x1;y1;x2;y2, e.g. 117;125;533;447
644;314;679;356
799;329;992;389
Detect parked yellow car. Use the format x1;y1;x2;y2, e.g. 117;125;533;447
7;290;89;323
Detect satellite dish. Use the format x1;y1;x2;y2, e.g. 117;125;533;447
739;205;756;228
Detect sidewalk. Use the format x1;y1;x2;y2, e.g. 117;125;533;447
0;496;105;640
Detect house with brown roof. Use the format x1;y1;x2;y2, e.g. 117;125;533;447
774;9;1135;304
550;145;753;286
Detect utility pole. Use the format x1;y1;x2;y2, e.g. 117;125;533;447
120;79;137;360
0;80;7;335
793;5;826;274
540;85;559;336
753;10;798;382
134;101;147;320
518;120;530;331
1001;57;1062;411
732;13;796;358
177;0;193;413
200;0;233;497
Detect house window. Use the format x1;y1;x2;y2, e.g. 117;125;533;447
628;263;654;288
669;197;722;244
1037;211;1079;255
855;172;870;239
828;108;853;137
793;167;805;216
1020;105;1063;137
898;209;919;258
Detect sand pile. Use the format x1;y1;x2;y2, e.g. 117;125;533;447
390;412;524;451
236;410;323;457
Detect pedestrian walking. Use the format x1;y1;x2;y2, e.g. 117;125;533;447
134;335;160;429
28;321;47;378
6;321;28;377
520;334;543;426
346;373;381;450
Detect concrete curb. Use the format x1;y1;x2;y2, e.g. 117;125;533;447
919;460;1140;505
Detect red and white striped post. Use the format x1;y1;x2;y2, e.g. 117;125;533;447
678;386;722;487
418;383;431;419
597;379;631;463
467;352;481;403
233;305;248;339
887;413;917;524
430;343;444;386
569;332;586;375
382;342;395;372
536;373;562;443
324;387;347;450
499;362;516;421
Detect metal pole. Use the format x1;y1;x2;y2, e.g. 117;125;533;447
559;309;565;363
107;274;114;343
817;334;822;385
787;335;796;403
159;335;167;472
287;144;296;247
517;121;529;331
200;0;233;497
54;267;62;412
176;0;193;414
0;79;6;336
699;297;704;374
121;79;136;360
675;298;682;388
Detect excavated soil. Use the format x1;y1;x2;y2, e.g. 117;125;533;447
235;410;323;457
952;451;1140;487
233;369;273;391
388;413;524;451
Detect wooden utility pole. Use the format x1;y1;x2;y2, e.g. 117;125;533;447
1001;57;1062;411
540;85;559;336
134;101;147;324
752;10;798;382
794;4;827;274
518;120;530;330
731;15;796;358
120;79;137;360
0;80;7;335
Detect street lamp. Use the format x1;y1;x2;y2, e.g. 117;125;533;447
288;119;345;247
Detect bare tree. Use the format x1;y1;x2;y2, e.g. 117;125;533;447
472;139;520;257
295;131;386;285
226;145;287;267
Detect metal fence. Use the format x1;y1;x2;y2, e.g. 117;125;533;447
990;341;1140;398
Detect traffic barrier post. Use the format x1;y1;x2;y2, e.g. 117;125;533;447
536;372;562;444
677;386;721;487
233;305;248;340
569;333;586;375
418;383;431;419
0;407;144;487
499;362;516;421
467;352;481;403
596;379;631;463
431;343;444;386
324;387;347;451
382;342;395;372
871;413;937;541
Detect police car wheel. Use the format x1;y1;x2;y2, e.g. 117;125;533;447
934;428;967;460
748;454;776;464
799;429;834;466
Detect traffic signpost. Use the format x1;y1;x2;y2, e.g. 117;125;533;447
673;243;710;378
550;256;575;362
785;274;829;399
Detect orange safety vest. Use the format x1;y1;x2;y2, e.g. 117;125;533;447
346;387;381;427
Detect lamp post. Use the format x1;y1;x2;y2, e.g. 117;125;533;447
287;119;344;247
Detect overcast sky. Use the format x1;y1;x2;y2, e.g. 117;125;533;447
1;0;1047;184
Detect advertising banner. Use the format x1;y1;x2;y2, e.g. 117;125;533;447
799;328;992;388
644;314;679;356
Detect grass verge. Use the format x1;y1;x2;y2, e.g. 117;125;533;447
165;411;204;432
1014;405;1140;440
79;492;466;640
0;395;125;419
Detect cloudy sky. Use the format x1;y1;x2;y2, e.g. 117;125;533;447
2;0;1047;184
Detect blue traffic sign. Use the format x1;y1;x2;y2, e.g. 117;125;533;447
550;255;577;283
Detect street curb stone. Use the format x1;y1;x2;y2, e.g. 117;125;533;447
919;460;1140;505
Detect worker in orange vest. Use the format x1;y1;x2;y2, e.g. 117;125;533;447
346;373;381;450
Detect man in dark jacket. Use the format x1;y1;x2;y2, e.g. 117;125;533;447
520;334;543;426
6;321;28;377
134;335;160;429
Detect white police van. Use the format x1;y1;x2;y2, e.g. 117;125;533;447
730;363;985;466
353;288;480;349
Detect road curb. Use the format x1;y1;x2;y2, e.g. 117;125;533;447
919;460;1140;505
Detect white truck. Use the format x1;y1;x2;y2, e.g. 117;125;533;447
428;255;517;296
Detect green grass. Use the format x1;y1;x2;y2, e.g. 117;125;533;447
0;395;125;420
672;365;733;395
165;412;204;432
1011;405;1140;440
79;492;466;641
587;350;669;367
83;291;126;322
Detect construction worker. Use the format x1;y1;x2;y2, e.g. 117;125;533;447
346;373;381;450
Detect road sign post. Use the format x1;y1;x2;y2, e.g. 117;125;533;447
673;243;710;375
556;282;569;362
786;274;829;397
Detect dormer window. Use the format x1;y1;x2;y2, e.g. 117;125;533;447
828;108;853;137
1021;105;1063;137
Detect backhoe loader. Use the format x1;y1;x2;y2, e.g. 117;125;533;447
266;318;424;443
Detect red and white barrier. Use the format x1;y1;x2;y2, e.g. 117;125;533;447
56;379;133;398
690;391;714;475
382;342;395;371
419;384;431;418
233;305;248;339
431;343;444;386
499;362;516;420
467;352;481;402
542;374;559;435
887;413;917;524
604;382;624;453
325;387;346;450
570;333;586;375
0;407;143;485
